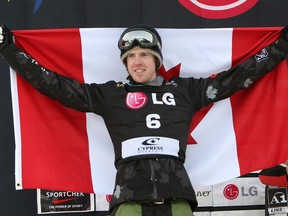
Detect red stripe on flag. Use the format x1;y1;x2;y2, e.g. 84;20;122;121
14;29;93;193
231;27;288;175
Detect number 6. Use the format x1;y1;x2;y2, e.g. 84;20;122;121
146;114;161;129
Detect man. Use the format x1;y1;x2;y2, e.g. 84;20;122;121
0;24;288;216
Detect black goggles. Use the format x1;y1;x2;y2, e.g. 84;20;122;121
118;29;161;50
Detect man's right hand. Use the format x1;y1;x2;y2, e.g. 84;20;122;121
0;24;13;52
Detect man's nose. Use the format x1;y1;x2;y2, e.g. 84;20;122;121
133;55;142;65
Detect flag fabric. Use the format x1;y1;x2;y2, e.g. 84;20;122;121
10;27;288;194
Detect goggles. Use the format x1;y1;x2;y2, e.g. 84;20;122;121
118;29;161;50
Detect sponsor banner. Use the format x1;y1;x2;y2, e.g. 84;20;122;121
213;178;265;206
37;189;95;214
194;212;211;216
95;194;111;211
1;1;287;29
122;136;179;159
194;185;213;207
96;192;213;212
267;187;288;215
178;0;259;19
211;210;265;215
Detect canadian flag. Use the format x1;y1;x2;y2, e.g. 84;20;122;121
10;27;288;194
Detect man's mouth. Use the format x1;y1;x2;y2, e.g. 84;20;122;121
135;69;145;73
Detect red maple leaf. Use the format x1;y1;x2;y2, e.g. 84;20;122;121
158;63;181;81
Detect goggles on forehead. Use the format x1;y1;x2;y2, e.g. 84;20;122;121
118;29;161;50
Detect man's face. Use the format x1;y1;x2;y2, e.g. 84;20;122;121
126;47;157;83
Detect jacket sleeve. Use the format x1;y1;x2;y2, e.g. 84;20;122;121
188;36;288;111
259;165;288;187
0;42;106;114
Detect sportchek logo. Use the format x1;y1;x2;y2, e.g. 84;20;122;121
178;0;259;19
46;191;85;199
52;198;77;205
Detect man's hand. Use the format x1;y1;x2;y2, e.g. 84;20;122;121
0;24;13;52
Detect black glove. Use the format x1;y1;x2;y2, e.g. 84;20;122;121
0;24;13;52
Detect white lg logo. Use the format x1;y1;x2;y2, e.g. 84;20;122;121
151;93;176;106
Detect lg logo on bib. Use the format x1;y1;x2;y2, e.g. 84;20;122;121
126;92;176;110
178;0;259;19
126;92;148;110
